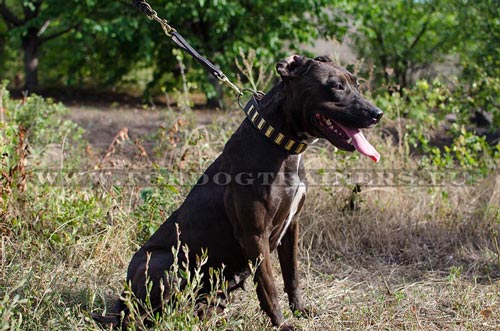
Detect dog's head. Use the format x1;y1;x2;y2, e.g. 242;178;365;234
277;55;383;162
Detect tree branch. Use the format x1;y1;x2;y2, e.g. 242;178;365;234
118;0;137;10
0;1;23;27
39;23;78;44
408;5;437;51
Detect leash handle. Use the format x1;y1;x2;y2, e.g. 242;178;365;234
132;0;242;96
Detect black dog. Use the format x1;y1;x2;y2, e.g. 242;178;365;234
93;55;383;330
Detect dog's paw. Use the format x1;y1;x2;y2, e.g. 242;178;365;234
91;312;120;326
278;323;296;331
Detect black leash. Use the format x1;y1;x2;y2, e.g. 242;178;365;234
132;0;242;96
131;0;309;154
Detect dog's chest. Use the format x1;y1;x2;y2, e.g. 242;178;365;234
271;155;306;246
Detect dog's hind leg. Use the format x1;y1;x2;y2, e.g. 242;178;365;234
133;252;174;302
93;253;174;330
117;250;176;328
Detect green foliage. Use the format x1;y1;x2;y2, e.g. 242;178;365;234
31;189;109;246
455;0;500;79
341;0;458;89
0;83;85;171
0;0;344;97
1;0;499;106
0;280;26;331
0;82;86;232
426;125;499;172
134;171;183;242
374;80;451;151
341;0;500;91
12;96;82;146
40;5;154;89
0;0;153;90
452;66;500;128
375;76;500;173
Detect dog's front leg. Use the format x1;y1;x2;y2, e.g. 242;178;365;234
277;219;307;315
242;236;288;328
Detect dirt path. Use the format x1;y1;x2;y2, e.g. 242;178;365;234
68;105;218;150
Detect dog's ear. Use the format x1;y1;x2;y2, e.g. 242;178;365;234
276;55;310;79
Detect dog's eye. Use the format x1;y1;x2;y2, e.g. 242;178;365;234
328;81;344;91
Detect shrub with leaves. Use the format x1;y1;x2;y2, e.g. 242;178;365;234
0;82;86;231
373;76;500;173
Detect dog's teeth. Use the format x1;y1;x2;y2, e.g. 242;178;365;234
326;119;332;126
347;138;352;144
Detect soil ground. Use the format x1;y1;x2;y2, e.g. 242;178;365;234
68;102;219;151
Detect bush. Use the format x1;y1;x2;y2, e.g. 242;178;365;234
373;75;500;173
0;82;86;234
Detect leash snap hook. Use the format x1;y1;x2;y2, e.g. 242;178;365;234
237;88;264;110
219;75;242;97
152;16;175;36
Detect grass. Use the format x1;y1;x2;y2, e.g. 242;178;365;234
1;100;500;331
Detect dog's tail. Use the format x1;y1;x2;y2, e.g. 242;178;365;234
91;298;127;330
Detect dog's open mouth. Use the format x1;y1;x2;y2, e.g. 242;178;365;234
314;114;380;162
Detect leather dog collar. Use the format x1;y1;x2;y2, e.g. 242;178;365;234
243;95;308;155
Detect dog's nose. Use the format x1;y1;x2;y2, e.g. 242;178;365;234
371;107;384;122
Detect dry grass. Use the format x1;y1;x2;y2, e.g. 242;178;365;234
1;106;500;330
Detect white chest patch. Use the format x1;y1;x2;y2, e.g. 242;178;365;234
277;154;306;246
277;181;306;246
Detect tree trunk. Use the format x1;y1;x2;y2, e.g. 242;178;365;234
206;74;224;109
0;36;5;57
22;27;40;93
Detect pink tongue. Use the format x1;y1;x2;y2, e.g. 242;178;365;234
341;126;380;162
